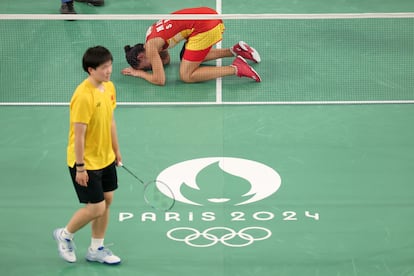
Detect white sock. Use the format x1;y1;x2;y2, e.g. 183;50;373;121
90;238;104;251
61;227;74;240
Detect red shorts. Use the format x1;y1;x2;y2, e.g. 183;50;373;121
182;23;225;62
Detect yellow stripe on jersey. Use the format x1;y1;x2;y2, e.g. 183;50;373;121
186;23;225;51
166;29;193;49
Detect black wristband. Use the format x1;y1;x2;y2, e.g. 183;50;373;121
75;163;85;167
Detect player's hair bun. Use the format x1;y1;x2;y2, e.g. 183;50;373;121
124;45;132;53
124;43;145;69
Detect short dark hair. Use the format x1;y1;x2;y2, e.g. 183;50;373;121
124;43;145;69
82;46;113;73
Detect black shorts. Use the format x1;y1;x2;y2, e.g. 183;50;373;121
179;42;186;61
68;161;118;204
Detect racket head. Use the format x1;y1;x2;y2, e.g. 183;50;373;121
143;180;175;211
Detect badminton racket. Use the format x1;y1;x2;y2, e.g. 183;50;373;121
119;163;175;211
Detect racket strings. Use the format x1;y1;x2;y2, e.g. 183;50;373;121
120;164;175;211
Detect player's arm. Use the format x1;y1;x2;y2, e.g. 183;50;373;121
111;116;122;166
160;50;170;66
121;39;166;86
73;122;88;186
121;48;169;80
143;38;166;85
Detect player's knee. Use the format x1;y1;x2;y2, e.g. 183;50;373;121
180;76;192;83
179;71;195;83
87;201;107;218
104;193;114;207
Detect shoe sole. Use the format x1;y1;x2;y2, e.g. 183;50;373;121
239;41;261;63
246;65;261;82
249;66;261;82
86;257;121;265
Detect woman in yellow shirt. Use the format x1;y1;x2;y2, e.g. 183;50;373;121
54;46;122;265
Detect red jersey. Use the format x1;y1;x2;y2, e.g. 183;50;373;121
145;7;223;50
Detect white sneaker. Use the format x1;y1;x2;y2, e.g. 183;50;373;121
53;228;76;263
85;246;121;265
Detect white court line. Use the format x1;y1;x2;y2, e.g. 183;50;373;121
1;13;414;20
2;100;414;107
215;47;223;104
216;0;222;14
118;100;414;106
216;0;223;104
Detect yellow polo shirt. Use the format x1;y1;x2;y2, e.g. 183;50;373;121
67;79;116;170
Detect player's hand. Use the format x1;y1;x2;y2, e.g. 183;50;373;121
76;171;89;187
121;67;142;77
115;151;123;167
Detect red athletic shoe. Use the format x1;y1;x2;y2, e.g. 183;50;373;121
231;41;261;63
231;56;261;82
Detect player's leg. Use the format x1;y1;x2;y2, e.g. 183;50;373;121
66;201;106;233
179;59;235;83
180;25;261;82
180;51;261;83
90;191;112;239
86;163;120;265
60;0;76;14
85;193;120;265
53;166;107;263
180;43;233;61
65;165;110;233
53;200;106;263
203;48;234;61
200;43;261;63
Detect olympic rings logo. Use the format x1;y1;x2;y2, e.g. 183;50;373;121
166;226;272;247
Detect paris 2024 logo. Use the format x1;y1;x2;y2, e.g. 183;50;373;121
119;157;319;247
156;157;282;206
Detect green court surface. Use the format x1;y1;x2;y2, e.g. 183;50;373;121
1;1;414;276
1;104;414;276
